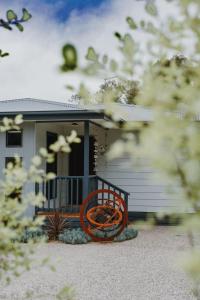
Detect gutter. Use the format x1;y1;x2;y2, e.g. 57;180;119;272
0;110;106;121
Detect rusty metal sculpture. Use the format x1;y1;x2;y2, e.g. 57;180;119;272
80;189;128;241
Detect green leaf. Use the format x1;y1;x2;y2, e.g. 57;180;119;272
0;49;9;57
15;23;24;32
22;8;32;22
123;34;135;57
86;47;98;62
146;21;158;34
61;44;77;72
114;32;122;40
145;1;158;17
78;83;90;101
126;17;137;30
66;85;75;91
7;10;17;21
0;19;12;30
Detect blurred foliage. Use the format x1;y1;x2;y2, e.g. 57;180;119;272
0;49;9;58
95;77;140;104
61;44;77;71
0;8;32;58
61;0;200;297
56;286;76;300
20;228;47;243
0;7;75;300
0;115;80;284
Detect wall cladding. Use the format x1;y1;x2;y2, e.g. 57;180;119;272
97;129;181;213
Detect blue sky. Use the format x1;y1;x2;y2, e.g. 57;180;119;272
5;0;109;22
43;0;108;21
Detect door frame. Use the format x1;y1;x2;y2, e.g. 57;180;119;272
46;131;58;200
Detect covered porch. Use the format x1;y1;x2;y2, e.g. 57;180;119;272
35;175;129;215
35;120;129;216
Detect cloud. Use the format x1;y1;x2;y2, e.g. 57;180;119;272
0;0;178;102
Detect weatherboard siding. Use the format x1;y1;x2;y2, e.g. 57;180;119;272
0;122;36;217
97;129;179;213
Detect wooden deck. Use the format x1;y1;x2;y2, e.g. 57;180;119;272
37;211;80;219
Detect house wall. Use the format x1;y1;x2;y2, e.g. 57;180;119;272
97;129;180;213
0;122;36;217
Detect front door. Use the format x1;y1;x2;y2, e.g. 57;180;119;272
69;136;96;205
69;136;95;176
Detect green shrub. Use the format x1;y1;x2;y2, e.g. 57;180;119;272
59;228;92;244
59;226;138;244
114;226;138;242
20;228;47;243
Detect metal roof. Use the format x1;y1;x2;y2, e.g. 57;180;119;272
0;98;153;122
0;98;85;112
0;98;106;121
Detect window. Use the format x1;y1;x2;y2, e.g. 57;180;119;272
5;157;23;200
5;157;22;168
6;130;22;147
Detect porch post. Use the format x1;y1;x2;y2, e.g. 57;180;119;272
83;120;89;199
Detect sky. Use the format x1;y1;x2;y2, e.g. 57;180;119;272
44;0;108;21
0;0;177;102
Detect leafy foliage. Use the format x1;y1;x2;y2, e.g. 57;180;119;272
126;16;137;30
0;8;32;58
20;228;47;243
56;286;76;300
96;77;140;104
0;49;9;58
61;0;200;296
44;212;69;241
86;47;99;62
59;228;92;244
0;8;32;31
0;115;80;283
60;44;78;71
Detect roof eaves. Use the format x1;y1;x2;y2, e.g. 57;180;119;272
0;109;105;121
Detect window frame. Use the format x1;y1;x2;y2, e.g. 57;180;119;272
5;157;23;168
6;129;23;148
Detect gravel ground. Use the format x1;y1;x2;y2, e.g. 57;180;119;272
0;226;197;300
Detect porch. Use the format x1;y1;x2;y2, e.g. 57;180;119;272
35;175;129;216
34;120;129;216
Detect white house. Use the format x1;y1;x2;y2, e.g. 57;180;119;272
0;98;178;219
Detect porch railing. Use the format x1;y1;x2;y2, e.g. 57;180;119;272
35;175;129;214
94;176;129;208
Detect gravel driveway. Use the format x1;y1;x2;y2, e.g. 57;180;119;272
0;226;196;300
